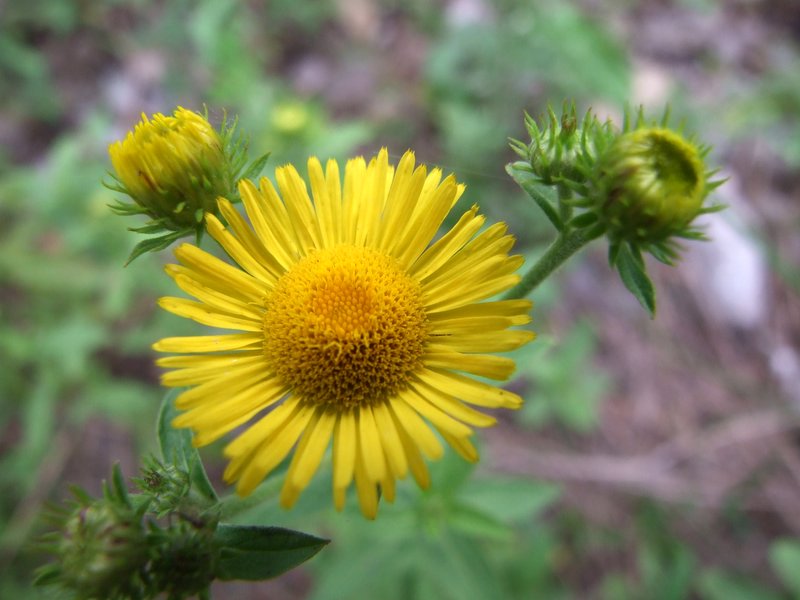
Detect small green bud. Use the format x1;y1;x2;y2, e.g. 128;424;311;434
134;458;191;517
592;126;709;245
41;496;148;599
512;103;608;187
148;522;218;598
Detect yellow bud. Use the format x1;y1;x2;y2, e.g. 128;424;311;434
109;107;230;228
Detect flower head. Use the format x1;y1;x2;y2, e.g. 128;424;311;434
108;107;267;263
109;107;230;226
583;110;724;264
154;149;534;518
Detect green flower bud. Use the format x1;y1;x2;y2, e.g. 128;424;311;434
512;103;608;187
135;458;191;517
53;498;147;599
592;126;709;245
148;522;218;598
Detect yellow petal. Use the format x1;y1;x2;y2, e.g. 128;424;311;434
415;369;523;409
284;408;336;494
357;405;387;483
174;243;267;302
224;395;301;458
205;213;278;285
217;197;284;280
371;402;408;478
409;378;497;428
353;441;378;519
423;345;517;380
333;411;356;491
388;398;443;460
157;297;262;332
400;389;473;439
434;330;536;353
153;333;262;353
233;402;315;496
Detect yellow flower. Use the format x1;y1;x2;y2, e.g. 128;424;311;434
109;107;230;229
153;149;534;519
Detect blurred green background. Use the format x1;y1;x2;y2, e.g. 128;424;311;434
2;0;800;598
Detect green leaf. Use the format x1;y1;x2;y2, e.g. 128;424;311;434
447;502;511;541
614;243;656;317
214;523;329;581
425;533;500;600
769;538;800;595
506;162;563;231
697;569;782;600
157;389;218;504
461;478;561;523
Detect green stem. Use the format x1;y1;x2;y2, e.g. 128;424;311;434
503;227;596;300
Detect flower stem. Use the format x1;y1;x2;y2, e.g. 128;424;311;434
503;227;597;300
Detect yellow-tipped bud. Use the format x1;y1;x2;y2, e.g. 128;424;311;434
109;107;229;228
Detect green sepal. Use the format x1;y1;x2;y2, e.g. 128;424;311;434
125;229;190;266
32;565;61;587
214;524;329;581
111;462;131;507
647;241;680;266
108;199;148;216
614;243;656;317
567;210;600;230
506;162;563;231
157;388;218;505
239;152;271;183
127;222;175;235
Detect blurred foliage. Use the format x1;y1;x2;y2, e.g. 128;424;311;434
724;57;800;167
515;321;610;433
1;0;798;598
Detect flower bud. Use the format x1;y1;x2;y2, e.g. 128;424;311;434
135;458;191;516
148;523;218;598
591;126;711;246
55;499;148;599
109;107;231;230
513;104;607;187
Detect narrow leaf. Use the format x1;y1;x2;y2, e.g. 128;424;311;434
614;243;656;317
214;524;328;581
